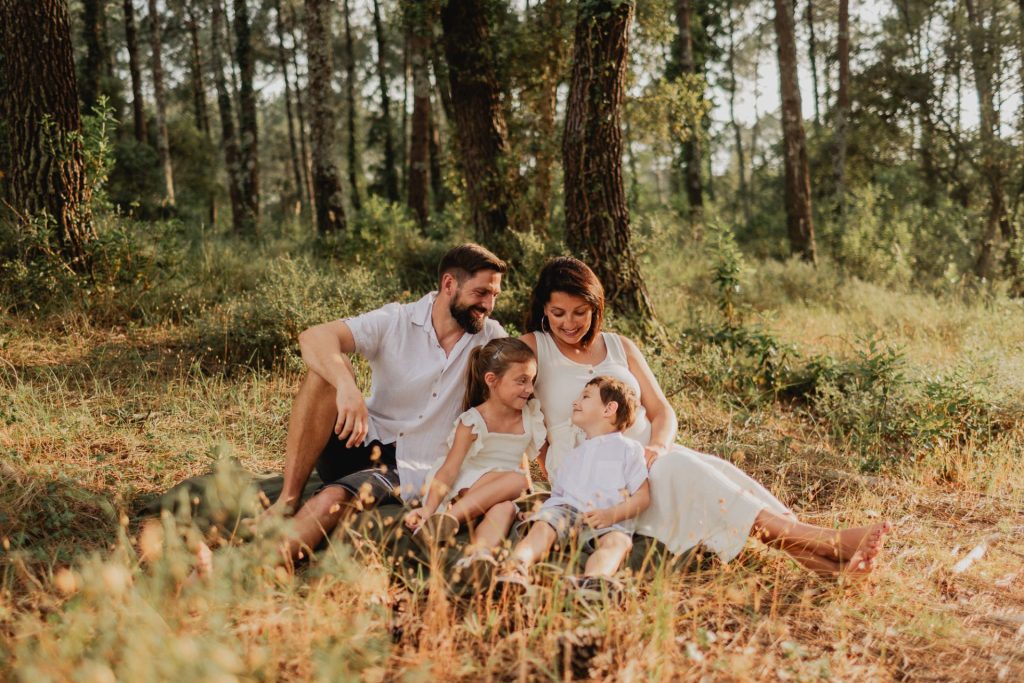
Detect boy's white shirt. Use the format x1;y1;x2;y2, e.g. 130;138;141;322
543;431;648;517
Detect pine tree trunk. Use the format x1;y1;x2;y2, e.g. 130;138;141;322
185;1;211;137
673;0;704;228
342;0;363;212
234;0;260;233
833;0;849;222
428;105;447;212
80;0;111;112
305;0;348;232
440;0;515;246
147;0;176;206
806;0;821;129
211;0;247;232
287;5;316;210
726;0;750;226
773;0;816;262
123;0;148;143
0;0;95;267
407;2;432;228
525;0;564;234
371;0;400;201
563;0;654;322
275;0;306;211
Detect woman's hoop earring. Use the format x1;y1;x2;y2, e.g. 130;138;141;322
541;316;550;332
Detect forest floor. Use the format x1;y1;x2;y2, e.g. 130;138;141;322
2;242;1024;681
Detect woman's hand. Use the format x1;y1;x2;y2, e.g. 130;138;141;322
643;444;667;469
404;508;428;531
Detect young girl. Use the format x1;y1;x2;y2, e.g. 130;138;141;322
404;337;546;566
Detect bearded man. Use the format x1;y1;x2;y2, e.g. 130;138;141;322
267;243;507;562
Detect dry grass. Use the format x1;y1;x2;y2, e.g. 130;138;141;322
3;270;1024;681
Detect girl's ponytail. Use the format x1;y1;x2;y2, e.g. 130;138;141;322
463;346;488;411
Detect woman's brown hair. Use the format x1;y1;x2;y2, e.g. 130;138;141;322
525;257;605;349
463;338;536;410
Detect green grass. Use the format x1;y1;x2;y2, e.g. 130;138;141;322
2;224;1024;681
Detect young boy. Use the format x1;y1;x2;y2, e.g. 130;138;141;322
502;376;651;587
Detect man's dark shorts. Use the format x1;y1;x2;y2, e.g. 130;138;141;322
315;435;402;508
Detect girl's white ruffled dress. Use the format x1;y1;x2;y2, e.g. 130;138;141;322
533;331;793;562
423;398;547;505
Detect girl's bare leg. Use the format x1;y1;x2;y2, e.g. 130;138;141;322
752;510;889;562
583;531;633;577
464;500;517;556
446;471;528;525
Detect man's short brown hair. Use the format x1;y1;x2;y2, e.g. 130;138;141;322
438;243;507;285
586;376;638;431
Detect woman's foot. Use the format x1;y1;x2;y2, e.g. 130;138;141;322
827;522;890;562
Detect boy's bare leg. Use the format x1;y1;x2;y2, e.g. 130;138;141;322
752;510;890;562
583;531;633;577
446;472;528;525
464;500;517;556
268;371;338;517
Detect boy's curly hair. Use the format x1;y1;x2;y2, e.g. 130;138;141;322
585;376;638;431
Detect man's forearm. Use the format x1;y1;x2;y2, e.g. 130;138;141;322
299;328;359;390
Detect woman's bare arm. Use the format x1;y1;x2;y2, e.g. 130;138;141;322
620;335;678;464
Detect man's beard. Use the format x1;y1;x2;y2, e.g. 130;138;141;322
450;294;488;333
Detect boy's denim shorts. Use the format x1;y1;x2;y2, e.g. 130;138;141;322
519;503;633;550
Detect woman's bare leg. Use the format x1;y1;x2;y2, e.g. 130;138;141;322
752;510;889;562
445;471;528;525
583;531;633;577
780;545;876;576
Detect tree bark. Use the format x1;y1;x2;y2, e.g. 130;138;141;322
833;0;849;222
275;0;307;211
342;0;363;212
305;0;348;232
440;0;515;246
233;0;260;233
726;0;749;226
371;0;400;201
524;0;565;234
185;1;211;137
0;0;95;267
147;0;176;206
673;0;704;228
123;0;148;143
407;1;432;228
563;0;654;322
80;0;112;112
806;0;821;129
773;0;816;262
211;0;246;232
428;104;447;212
286;3;316;210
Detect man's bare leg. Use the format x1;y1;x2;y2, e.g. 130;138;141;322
280;486;356;564
270;371;338;516
583;531;632;577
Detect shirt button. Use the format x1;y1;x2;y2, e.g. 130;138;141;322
588;368;595;374
432;393;437;398
399;432;404;437
418;415;423;419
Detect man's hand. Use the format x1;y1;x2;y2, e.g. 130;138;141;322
583;508;616;530
335;386;369;448
643;444;666;470
404;508;428;531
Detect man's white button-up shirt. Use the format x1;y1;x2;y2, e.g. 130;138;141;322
345;292;506;498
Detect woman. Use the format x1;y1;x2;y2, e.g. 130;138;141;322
519;257;888;575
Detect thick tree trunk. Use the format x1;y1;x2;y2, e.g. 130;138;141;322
274;0;306;211
147;0;176;206
211;0;246;232
673;0;704;228
407;2;432;228
563;0;654;322
123;0;148;143
80;0;111;112
234;0;260;233
726;0;749;226
305;0;348;232
773;0;816;262
0;0;95;267
833;0;850;222
342;0;363;212
524;0;565;234
440;0;515;246
371;0;400;201
806;0;821;129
